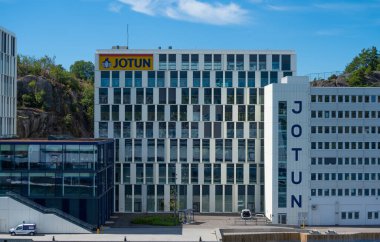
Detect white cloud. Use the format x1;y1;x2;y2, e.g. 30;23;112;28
108;2;124;13
314;2;380;11
118;0;248;25
266;4;306;11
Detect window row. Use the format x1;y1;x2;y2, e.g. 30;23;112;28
99;122;263;139
101;105;264;122
156;53;291;71
311;157;380;166
311;126;380;134
341;212;359;220
311;110;380;119
121;139;259;163
311;172;380;181
117;163;262;184
122;184;258;213
311;188;380;197
99;87;264;105
311;142;380;150
100;70;291;87
0;144;111;171
311;94;379;103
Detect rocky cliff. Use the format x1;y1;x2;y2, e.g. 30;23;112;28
311;71;380;87
17;75;92;138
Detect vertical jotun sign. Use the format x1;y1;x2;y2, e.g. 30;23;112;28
290;100;303;208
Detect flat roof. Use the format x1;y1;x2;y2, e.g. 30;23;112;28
0;138;114;145
96;49;296;54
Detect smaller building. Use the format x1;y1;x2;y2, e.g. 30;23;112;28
0;138;114;227
265;76;380;226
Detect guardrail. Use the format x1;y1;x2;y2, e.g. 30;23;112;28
3;191;95;232
307;71;343;81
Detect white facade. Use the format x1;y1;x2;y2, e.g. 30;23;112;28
94;48;296;213
265;76;380;226
0;26;17;137
0;197;89;233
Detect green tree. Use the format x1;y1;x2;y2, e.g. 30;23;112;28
345;47;379;74
345;47;380;86
70;60;94;81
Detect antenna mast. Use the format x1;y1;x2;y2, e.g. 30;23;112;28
127;24;129;47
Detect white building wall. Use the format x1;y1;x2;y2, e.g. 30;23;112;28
264;76;310;225
0;197;89;233
0;26;17;137
265;79;380;226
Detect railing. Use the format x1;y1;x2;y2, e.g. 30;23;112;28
4;191;95;232
307;71;343;81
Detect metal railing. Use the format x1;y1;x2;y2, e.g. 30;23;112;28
307;71;343;81
4;191;95;232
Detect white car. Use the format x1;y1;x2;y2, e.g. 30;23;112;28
9;223;37;236
241;209;252;220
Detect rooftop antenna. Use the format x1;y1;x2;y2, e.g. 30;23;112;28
127;24;129;48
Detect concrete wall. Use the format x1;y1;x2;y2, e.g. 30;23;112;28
0;197;90;234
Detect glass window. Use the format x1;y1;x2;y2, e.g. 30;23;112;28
236;54;244;70
134;71;142;87
170;139;178;162
259;54;266;70
180;139;187;163
101;71;110;87
159;88;166;104
281;55;291;70
214;88;221;104
214;54;222;70
123;88;130;104
148;71;155;87
272;55;279;70
170;71;178;87
227;54;235;70
169;88;176;104
180;71;187;87
125;71;132;87
99;88;108;104
202;71;210;87
249;55;257;70
157;71;165;87
181;54;189;70
193;71;200;87
216;71;223;87
112;71;120;87
182;88;189;104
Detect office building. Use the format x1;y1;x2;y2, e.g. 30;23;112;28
265;76;380;226
0;138;115;226
94;48;296;213
0;26;17;137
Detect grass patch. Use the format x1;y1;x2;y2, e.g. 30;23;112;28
131;214;180;226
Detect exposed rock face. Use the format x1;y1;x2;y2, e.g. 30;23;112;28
311;71;380;87
17;75;92;138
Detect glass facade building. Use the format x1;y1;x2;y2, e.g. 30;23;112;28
0;138;114;226
0;26;17;137
95;48;296;213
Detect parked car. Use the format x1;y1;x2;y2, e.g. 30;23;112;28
9;223;37;236
240;209;252;220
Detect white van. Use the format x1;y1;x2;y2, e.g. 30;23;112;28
9;223;37;236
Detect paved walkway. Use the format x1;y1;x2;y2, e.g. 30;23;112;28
1;215;379;241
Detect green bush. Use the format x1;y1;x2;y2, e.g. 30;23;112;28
131;214;180;226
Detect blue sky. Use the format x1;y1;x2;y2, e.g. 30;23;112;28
1;0;379;75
